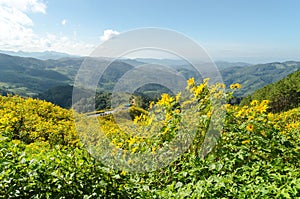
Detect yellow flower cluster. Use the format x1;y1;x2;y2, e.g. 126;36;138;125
232;100;270;119
0;95;78;146
157;93;174;106
226;98;300;147
186;77;210;98
2;77;298;179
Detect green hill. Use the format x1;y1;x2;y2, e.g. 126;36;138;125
0;54;135;96
241;70;300;112
0;53;76;96
221;61;300;96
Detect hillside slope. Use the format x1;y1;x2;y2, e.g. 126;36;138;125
221;61;300;96
241;70;300;112
0;53;76;96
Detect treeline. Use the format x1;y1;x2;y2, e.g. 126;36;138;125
17;69;300;114
0;88;13;96
38;85;112;111
241;70;300;112
38;84;166;112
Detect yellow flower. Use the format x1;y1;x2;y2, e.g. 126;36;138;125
165;113;172;121
131;146;138;153
152;147;156;155
163;127;170;135
12;139;21;145
121;170;126;176
246;124;254;132
218;83;226;89
281;131;286;135
203;78;210;84
175;109;180;114
242;140;250;144
260;131;267;137
267;112;274;120
157;93;174;106
175;92;181;102
133;116;139;124
206;111;212;117
250;100;259;106
225;104;231;110
194;84;205;96
148;101;155;110
127;159;132;165
257;105;267;113
235;83;242;89
117;142;123;148
128;137;136;147
236;110;244;117
230;83;242;89
187;78;195;87
261;100;269;105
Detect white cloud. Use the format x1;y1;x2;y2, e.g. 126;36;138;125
0;1;38;51
0;0;96;55
0;0;46;14
100;29;120;42
0;0;45;51
61;19;67;26
38;33;96;55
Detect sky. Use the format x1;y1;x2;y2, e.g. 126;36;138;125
0;0;300;63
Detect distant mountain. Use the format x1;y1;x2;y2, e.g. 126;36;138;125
240;70;300;112
134;58;251;69
214;61;252;70
121;59;147;67
0;51;299;103
0;53;74;96
0;50;78;60
135;58;188;66
0;53;135;96
221;61;300;96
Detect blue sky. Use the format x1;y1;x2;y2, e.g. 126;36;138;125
0;0;300;63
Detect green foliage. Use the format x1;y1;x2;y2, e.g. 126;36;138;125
0;79;300;198
38;85;112;110
38;85;74;108
0;140;143;198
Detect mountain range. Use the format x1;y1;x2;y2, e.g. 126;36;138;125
0;51;299;106
0;50;79;60
221;61;300;96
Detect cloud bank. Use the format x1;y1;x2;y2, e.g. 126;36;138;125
0;0;95;55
